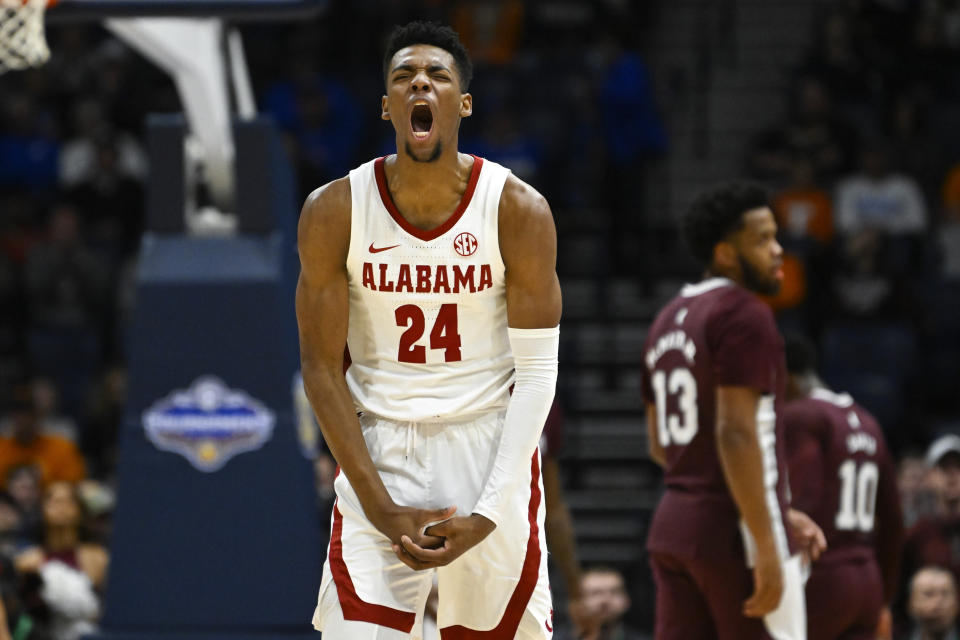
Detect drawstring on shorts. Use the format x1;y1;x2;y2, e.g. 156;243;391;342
405;423;414;460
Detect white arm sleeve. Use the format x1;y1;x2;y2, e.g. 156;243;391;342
472;326;559;527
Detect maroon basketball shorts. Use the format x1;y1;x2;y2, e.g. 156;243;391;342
805;558;883;640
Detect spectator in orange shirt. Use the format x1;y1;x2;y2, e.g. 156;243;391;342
772;156;834;246
450;0;524;66
0;385;86;490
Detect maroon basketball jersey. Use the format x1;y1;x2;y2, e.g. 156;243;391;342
641;278;793;561
783;390;903;597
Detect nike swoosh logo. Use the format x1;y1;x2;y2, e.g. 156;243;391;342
369;243;401;253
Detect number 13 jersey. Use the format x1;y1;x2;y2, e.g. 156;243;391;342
343;155;513;422
641;278;794;562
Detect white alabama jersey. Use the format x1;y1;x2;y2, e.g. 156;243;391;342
344;155;513;422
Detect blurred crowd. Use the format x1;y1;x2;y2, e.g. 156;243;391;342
749;0;960;457
750;1;960;637
0;0;957;637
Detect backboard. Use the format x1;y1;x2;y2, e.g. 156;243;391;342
49;0;327;22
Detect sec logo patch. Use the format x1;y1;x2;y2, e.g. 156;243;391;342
454;232;478;257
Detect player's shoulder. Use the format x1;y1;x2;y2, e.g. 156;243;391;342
298;177;351;240
782;396;829;429
297;176;352;266
649;292;689;331
849;400;886;438
498;172;553;230
714;285;777;335
497;172;556;264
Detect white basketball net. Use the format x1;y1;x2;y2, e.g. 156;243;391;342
0;0;50;74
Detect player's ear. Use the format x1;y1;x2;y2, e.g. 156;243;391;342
460;93;472;118
713;241;737;271
381;96;391;121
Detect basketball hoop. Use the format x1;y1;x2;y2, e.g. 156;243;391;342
0;0;55;74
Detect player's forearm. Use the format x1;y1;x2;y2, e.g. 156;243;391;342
645;404;666;467
302;364;392;511
472;327;559;526
545;505;583;600
717;423;780;554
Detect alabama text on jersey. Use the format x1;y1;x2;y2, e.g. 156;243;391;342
344;155;513;422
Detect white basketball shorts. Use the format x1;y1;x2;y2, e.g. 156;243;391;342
312;411;553;639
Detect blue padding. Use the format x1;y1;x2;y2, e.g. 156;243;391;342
138;234;283;283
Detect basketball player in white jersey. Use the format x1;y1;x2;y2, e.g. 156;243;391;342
296;21;562;639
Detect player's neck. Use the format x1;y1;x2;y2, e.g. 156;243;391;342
384;149;474;221
703;268;738;286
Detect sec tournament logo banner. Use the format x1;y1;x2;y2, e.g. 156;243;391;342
142;376;275;472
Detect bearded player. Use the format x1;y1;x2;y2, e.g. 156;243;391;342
641;182;824;639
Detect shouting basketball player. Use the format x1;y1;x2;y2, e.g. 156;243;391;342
641;182;824;640
296;21;561;639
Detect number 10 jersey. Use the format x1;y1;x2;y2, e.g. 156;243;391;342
343;155;513;423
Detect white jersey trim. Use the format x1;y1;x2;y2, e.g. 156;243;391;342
681;277;733;298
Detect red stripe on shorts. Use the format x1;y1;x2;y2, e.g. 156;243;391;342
440;452;543;639
328;501;417;632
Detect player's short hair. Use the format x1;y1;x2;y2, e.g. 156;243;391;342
784;333;818;375
383;21;473;91
681;181;770;268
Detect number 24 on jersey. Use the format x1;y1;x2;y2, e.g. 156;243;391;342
395;303;462;363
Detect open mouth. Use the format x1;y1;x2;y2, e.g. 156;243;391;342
411;103;433;139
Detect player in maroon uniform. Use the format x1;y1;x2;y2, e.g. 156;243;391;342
782;335;904;639
642;182;823;640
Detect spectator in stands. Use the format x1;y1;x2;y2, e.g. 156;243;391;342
827;229;909;321
58;98;147;190
834;140;928;236
900;435;960;625
6;466;41;544
888;91;942;197
747;74;859;185
466;102;542;185
450;0;525;66
67;129;145;262
905;565;959;640
25;379;77;444
261;66;362;192
901;451;941;528
0;385;86;491
15;481;108;590
773;156;834;246
23;204;109;419
15;482;105;640
798;10;877;110
580;566;644;640
598;35;667;274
